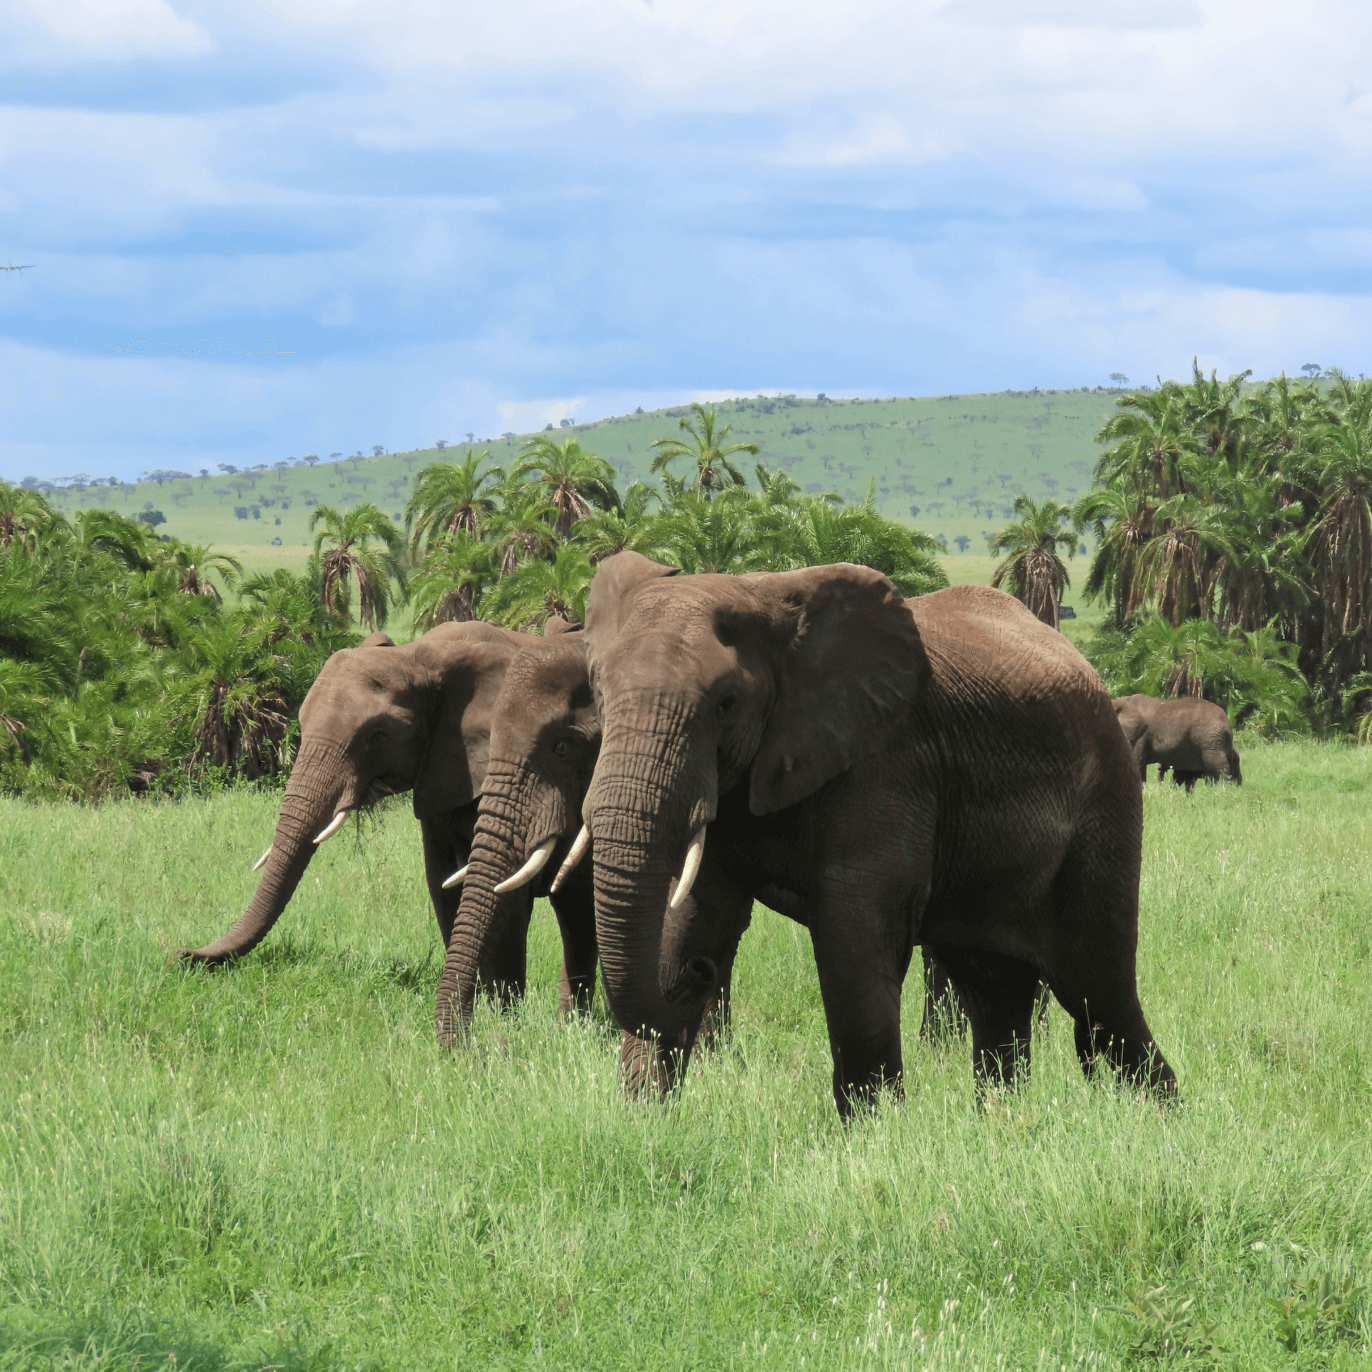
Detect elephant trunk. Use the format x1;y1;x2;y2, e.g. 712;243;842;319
181;737;351;964
584;700;718;1045
436;759;549;1042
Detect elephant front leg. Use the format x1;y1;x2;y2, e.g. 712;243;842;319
919;948;968;1044
420;810;474;952
549;874;597;1017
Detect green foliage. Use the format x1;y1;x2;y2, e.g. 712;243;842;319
1114;1284;1217;1362
991;494;1077;625
1268;1268;1364;1353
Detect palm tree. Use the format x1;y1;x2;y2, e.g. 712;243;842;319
160;538;242;600
991;495;1077;628
0;484;63;552
185;621;292;780
1094;389;1197;502
309;503;408;630
515;436;621;537
484;483;558;577
649;404;760;499
654;485;771;574
409;531;493;629
572;482;664;563
481;544;594;629
764;481;948;597
1072;485;1154;628
404;449;503;553
1307;421;1372;681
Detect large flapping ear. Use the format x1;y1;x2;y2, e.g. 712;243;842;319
542;614;581;636
358;631;396;648
583;551;678;657
409;633;517;818
747;564;929;816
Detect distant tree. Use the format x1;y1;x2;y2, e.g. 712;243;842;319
991;495;1077;629
372;445;385;457
274;459;291;470
405;449;503;551
514;435;620;537
234;507;248;520
329;452;341;461
1301;363;1323;379
466;432;475;444
199;468;209;478
560;418;572;428
218;464;239;475
309;503;408;630
303;454;320;465
502;432;516;442
435;439;447;450
650;403;760;499
139;509;167;529
1109;373;1130;388
954;535;971;552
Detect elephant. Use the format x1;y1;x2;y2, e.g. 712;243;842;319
433;614;761;1091
1112;694;1242;791
181;619;576;998
577;554;1177;1118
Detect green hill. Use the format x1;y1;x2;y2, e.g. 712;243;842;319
31;387;1123;574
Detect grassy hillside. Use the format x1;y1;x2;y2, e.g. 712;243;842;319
34;389;1121;577
2;740;1370;1369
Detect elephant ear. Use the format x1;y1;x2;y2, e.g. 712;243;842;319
409;636;515;818
359;631;396;648
543;614;580;636
747;564;929;816
583;551;678;657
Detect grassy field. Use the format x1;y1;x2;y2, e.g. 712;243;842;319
30;389;1120;578
2;741;1370;1370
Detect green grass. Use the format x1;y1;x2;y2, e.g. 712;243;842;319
37;389;1118;574
3;743;1370;1369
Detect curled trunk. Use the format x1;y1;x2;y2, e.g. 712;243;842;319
181;738;349;964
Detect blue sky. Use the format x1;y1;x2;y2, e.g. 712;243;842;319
2;0;1371;480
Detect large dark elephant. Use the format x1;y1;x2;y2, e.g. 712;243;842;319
433;613;758;1091
182;620;552;987
1112;694;1242;791
578;554;1177;1117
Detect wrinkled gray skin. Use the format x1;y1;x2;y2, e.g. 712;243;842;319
183;621;548;987
1112;694;1242;791
435;623;764;1091
579;554;1177;1118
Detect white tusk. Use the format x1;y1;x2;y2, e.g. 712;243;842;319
313;811;349;845
669;827;706;911
549;825;591;894
441;864;469;890
251;845;272;872
494;838;557;895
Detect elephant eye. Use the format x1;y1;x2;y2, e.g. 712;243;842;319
552;739;570;757
717;695;739;720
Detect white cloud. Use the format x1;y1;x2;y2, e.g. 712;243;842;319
1;0;212;64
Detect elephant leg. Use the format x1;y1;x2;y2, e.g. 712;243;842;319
809;919;911;1119
619;1023;698;1098
549;878;598;1017
1049;851;1178;1098
419;811;474;952
920;947;968;1044
931;945;1042;1095
1172;768;1201;792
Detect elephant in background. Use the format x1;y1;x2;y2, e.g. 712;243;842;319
1112;694;1242;791
182;620;568;1000
578;555;1176;1117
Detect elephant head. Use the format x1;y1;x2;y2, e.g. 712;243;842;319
580;554;927;1045
182;620;530;964
433;630;605;1039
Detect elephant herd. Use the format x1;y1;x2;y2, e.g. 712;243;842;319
184;555;1230;1117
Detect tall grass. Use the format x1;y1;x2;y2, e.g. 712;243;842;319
1;740;1369;1369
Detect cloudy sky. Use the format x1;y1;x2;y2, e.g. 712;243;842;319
2;0;1370;480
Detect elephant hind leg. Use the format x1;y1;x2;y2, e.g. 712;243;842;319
1172;768;1202;792
1067;995;1178;1098
919;948;968;1044
931;945;1042;1095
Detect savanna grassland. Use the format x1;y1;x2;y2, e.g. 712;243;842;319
2;741;1369;1370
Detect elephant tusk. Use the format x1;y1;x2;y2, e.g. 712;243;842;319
441;864;469;890
313;811;349;845
549;824;591;894
669;827;706;911
494;838;557;895
251;845;272;873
